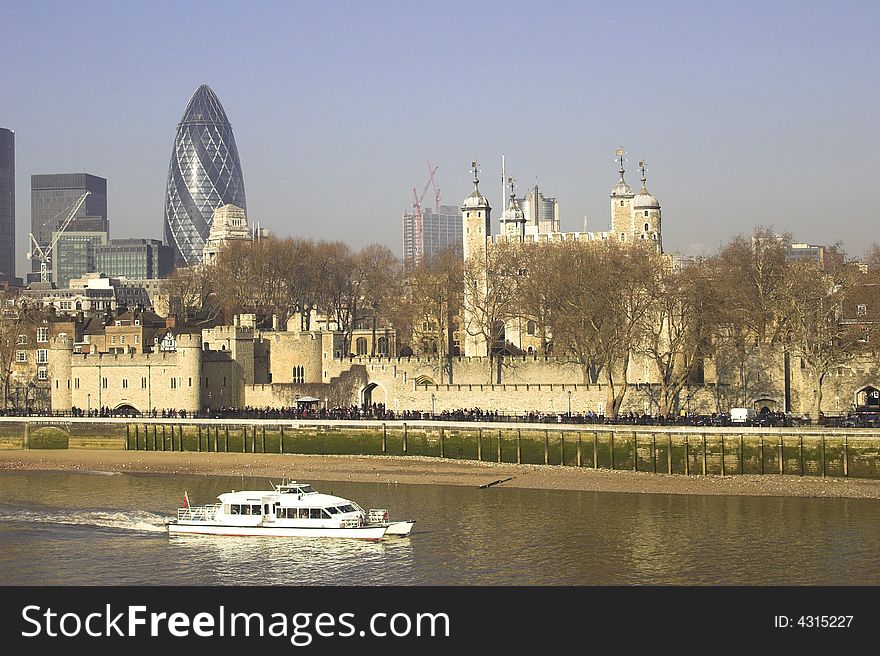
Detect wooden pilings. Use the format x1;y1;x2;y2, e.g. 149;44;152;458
110;422;875;482
633;431;638;472
778;435;784;475
701;434;707;476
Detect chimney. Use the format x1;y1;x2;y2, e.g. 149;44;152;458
272;314;279;331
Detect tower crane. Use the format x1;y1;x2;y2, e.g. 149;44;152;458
27;191;91;284
411;162;438;266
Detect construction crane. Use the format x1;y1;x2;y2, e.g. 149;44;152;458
411;161;439;266
27;191;90;284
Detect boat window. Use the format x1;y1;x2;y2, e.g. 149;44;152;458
328;506;341;514
309;509;322;519
295;508;306;519
277;508;287;519
229;505;239;515
322;509;332;518
300;485;314;494
338;504;355;513
251;504;261;515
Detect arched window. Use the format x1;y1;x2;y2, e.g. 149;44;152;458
526;320;536;336
644;223;650;232
620;200;624;206
355;337;367;355
377;336;388;355
644;210;649;217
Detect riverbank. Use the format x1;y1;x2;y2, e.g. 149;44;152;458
1;449;879;499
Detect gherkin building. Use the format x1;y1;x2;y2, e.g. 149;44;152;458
164;84;247;266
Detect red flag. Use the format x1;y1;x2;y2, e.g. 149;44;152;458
183;491;190;508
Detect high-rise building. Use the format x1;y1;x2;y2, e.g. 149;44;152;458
402;204;462;268
51;231;108;288
30;173;108;282
164;84;247;267
0;129;14;282
515;184;560;235
51;235;173;287
95;238;174;280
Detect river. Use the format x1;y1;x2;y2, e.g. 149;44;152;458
0;470;877;585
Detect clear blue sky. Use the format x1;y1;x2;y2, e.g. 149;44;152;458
3;1;879;276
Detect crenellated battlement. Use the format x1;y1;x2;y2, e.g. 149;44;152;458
71;351;181;364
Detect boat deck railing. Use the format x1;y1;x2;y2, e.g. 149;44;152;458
178;504;221;522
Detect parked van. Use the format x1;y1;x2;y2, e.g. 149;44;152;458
730;407;756;424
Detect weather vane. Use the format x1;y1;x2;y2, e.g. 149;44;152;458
615;146;626;171
471;159;480;183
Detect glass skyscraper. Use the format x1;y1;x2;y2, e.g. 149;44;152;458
164;84;247;267
0;129;13;282
30;173;108;282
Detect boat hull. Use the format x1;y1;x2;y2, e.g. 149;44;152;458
167;522;388;541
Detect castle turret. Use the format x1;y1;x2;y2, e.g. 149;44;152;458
176;332;203;412
49;334;74;412
498;175;525;239
610;146;635;242
461;159;491;357
632;159;662;252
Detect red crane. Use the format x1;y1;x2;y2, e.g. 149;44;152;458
411;161;439;266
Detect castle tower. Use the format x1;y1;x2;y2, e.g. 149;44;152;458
632;160;662;252
498;176;525;239
461;159;491;357
175;333;203;412
49;335;74;412
610;146;635;242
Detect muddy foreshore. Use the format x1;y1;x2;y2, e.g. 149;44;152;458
1;449;879;499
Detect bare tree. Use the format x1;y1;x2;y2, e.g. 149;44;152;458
462;241;521;382
712;227;790;406
167;263;220;324
406;246;464;382
779;261;861;420
638;259;722;417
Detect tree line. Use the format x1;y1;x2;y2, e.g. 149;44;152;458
165;228;877;419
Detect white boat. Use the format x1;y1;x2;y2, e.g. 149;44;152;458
165;481;415;541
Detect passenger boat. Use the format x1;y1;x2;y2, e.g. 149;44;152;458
165;481;415;541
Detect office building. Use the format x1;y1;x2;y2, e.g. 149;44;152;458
164;84;247;267
96;238;174;280
402;204;462;268
0;129;14;282
30;173;108;282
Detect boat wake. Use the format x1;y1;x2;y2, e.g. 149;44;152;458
0;509;168;533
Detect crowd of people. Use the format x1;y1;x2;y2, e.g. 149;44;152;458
0;404;830;427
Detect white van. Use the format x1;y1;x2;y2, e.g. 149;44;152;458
730;408;756;424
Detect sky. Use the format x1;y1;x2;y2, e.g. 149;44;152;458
3;1;879;277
